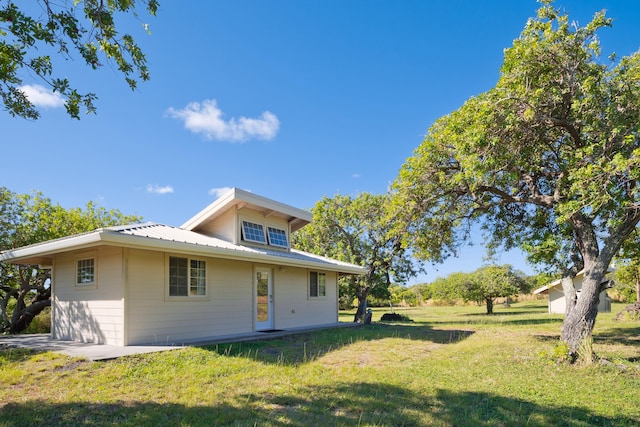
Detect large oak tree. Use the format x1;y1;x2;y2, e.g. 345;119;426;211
394;1;640;358
292;193;421;322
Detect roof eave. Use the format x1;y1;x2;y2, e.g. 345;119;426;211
1;230;365;275
0;232;103;264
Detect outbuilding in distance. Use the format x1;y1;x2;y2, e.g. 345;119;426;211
533;269;613;315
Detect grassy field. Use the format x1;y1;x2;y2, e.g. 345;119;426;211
1;300;640;426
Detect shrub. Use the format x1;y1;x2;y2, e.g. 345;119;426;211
23;307;51;334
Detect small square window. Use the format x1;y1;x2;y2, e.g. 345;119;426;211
76;258;95;286
242;221;266;244
267;227;288;248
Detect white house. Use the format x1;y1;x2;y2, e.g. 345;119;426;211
533;269;612;314
0;188;366;346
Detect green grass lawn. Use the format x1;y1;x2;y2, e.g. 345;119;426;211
1;300;640;426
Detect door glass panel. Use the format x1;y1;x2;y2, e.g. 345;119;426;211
256;271;269;322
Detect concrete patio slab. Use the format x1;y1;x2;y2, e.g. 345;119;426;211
0;334;183;361
0;323;361;361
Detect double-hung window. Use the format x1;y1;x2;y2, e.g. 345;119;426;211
309;271;326;298
169;256;207;297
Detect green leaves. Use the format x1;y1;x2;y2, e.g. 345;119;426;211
0;0;158;119
0;187;142;249
395;1;640;272
427;265;528;313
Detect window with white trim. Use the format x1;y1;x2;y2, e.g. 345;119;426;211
169;256;207;297
76;257;96;286
241;221;267;244
309;271;326;298
267;226;288;248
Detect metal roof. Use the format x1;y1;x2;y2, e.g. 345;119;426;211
0;222;366;275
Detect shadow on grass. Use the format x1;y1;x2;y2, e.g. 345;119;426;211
443;313;564;326
533;334;560;343
595;324;640;347
205;323;474;365
2;384;637;427
465;310;549;316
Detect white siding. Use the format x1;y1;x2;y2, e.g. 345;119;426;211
125;249;254;345
274;268;338;329
197;207;237;242
51;246;343;346
52;246;124;345
548;288;565;314
125;250;340;345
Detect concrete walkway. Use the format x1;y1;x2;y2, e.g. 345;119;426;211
0;323;361;361
0;334;184;361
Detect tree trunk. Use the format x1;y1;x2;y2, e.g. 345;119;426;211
9;299;51;334
561;276;577;317
635;269;640;303
560;266;607;358
10;289;28;327
6;266;52;334
486;297;494;315
0;287;18;332
353;288;370;322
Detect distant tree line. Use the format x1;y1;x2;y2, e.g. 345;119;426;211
342;265;533;315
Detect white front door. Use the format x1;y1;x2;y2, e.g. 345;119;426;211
255;268;274;331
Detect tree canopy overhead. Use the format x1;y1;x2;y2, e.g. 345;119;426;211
394;1;640;358
0;0;158;119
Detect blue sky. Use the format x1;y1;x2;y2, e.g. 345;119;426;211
4;1;640;284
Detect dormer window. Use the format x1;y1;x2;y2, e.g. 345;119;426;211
241;220;289;249
241;221;267;244
267;227;288;248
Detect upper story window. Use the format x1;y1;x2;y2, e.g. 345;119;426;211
169;256;207;297
267;227;288;248
241;221;267;244
241;219;289;249
76;257;96;287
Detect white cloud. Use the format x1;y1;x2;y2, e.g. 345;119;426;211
166;99;280;142
19;84;64;108
352;173;362;179
146;184;174;195
208;187;234;199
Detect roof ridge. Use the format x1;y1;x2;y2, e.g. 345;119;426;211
106;222;167;232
